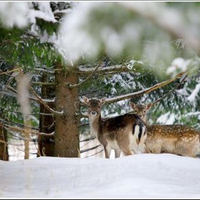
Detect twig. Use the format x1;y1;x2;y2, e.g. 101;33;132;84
29;86;63;116
32;82;55;86
5;124;55;137
84;149;104;158
0;67;22;75
80;144;102;153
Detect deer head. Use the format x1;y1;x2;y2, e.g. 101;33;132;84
82;96;106;119
129;102;152;123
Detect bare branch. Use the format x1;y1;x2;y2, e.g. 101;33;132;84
80;136;96;142
80;145;102;153
1;68;62;116
78;64;135;75
29;86;63;116
83;149;104;158
32;82;55;86
5;124;55;137
6;85;48;103
0;67;22;75
0;139;7;144
151;74;188;106
34;67;55;74
0;67;21;100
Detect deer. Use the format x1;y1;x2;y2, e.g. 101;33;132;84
129;102;200;158
81;96;148;159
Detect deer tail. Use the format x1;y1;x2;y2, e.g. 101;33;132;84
132;121;146;145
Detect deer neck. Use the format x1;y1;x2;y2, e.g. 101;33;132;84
143;115;148;125
88;114;102;137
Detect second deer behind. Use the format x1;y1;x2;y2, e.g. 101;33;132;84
130;102;200;158
82;96;147;158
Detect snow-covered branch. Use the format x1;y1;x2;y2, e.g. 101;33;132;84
187;83;200;102
184;112;200;117
69;61;102;88
105;71;188;104
0;2;57;28
78;64;135;75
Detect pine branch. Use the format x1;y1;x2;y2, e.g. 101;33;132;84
69;61;102;88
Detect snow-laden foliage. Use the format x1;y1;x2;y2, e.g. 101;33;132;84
187;83;200;103
167;57;200;78
57;2;200;75
0;2;57;30
0;2;31;28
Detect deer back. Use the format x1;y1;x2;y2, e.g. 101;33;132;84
101;113;147;145
146;124;200;157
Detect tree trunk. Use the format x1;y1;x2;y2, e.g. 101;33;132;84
54;64;80;157
24;120;30;159
38;72;55;156
38;102;55;156
0;123;8;161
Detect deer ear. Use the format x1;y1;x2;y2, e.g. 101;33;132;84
100;97;106;105
146;103;152;110
81;96;89;105
129;102;136;109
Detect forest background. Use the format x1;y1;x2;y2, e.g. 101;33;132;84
0;1;200;160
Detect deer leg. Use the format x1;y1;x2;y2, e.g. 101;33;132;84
118;134;135;156
123;150;133;156
115;149;121;158
104;145;111;159
132;147;139;154
177;135;200;158
150;146;162;154
121;148;133;156
145;146;152;153
175;141;196;157
146;142;162;154
139;144;148;153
